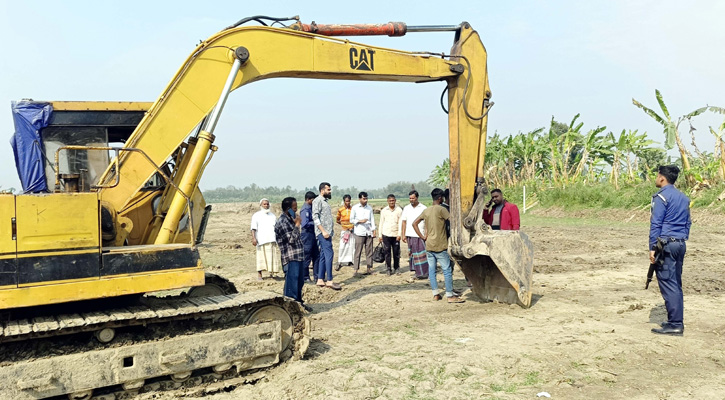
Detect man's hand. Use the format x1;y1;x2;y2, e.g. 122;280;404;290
486;199;493;208
402;236;407;243
422;235;428;242
323;231;330;239
396;236;401;242
252;238;258;247
372;230;376;238
649;250;656;264
359;218;368;224
294;215;301;226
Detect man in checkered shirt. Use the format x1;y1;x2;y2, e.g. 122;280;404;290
274;197;310;311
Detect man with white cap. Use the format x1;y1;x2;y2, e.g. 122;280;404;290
251;198;281;280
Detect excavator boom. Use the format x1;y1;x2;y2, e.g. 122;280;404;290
92;20;534;306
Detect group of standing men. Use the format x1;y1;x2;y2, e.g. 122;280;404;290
251;181;523;307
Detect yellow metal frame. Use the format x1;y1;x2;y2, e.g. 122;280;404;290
0;267;204;309
16;193;99;252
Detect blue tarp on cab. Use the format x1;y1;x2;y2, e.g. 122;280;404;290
10;101;52;193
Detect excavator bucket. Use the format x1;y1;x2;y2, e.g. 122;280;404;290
455;222;534;307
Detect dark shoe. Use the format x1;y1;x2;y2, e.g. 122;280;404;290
335;264;342;271
302;304;313;312
651;325;683;336
367;267;374;275
417;275;428;280
433;294;442;301
447;296;465;304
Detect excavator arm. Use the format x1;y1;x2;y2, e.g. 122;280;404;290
97;20;533;306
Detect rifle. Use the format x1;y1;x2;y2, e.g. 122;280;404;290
645;237;666;289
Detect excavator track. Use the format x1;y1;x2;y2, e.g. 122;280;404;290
0;291;310;400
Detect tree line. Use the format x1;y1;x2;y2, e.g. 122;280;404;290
203;181;437;204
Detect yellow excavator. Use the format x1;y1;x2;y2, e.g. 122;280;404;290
1;16;533;399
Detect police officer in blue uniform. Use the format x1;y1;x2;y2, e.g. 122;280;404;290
649;165;691;336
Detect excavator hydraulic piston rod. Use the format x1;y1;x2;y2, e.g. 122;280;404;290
292;22;407;36
406;25;461;32
155;53;243;244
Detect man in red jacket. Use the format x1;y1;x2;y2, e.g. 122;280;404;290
482;189;520;230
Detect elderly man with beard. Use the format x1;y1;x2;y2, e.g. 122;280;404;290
251;198;281;280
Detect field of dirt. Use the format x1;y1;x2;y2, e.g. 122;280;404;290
152;202;725;400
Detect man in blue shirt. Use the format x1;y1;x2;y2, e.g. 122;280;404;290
300;191;320;283
649;165;691;336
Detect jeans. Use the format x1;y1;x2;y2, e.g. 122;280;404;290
302;233;319;280
656;241;686;328
353;234;374;271
283;260;304;302
316;233;334;281
382;235;400;271
427;250;453;297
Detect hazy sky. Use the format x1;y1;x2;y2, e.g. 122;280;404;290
1;1;724;192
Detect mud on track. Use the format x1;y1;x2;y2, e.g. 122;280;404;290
147;204;725;400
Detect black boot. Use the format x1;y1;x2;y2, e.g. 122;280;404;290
651;324;684;336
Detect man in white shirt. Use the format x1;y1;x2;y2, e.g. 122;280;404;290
251;198;281;280
378;194;403;275
400;190;429;279
350;191;376;275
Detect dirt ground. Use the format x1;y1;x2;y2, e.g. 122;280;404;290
152;202;725;400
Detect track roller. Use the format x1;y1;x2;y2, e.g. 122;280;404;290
94;327;116;343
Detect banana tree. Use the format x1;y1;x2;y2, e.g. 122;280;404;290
572;126;607;182
545;115;583;185
427;158;450;187
632;90;708;185
514;128;544;181
606;130;628;189
708;106;725;181
710;123;725;181
560;115;585;184
485;132;507;187
623;129;655;183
